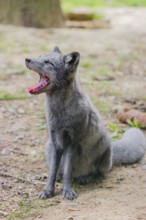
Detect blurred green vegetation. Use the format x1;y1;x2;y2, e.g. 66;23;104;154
62;0;146;11
0;89;27;100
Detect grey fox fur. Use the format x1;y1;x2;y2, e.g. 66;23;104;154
25;47;146;200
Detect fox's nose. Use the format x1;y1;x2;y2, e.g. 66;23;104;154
25;58;31;63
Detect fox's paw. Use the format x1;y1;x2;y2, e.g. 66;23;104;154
75;176;90;185
39;189;54;199
62;188;77;200
56;173;63;182
74;174;97;185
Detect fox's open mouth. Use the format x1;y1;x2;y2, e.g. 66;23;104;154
26;73;50;94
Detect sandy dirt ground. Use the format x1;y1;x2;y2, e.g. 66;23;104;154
0;7;146;220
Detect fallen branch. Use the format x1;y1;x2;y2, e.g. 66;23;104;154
0;172;45;185
93;75;115;81
65;19;110;29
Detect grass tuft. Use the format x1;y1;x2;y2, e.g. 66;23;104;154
81;59;92;68
0;89;27;100
6;199;33;220
62;0;146;12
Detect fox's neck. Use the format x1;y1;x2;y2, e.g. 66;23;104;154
45;79;81;113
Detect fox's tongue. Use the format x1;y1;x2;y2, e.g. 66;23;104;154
26;76;49;93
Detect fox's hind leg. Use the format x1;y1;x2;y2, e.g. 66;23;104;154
98;147;112;174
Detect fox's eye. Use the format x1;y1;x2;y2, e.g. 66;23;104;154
44;61;49;64
44;61;54;66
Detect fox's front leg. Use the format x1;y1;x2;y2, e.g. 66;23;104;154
62;145;77;200
39;141;63;199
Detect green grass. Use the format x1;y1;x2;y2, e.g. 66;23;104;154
62;0;146;11
81;59;92;68
6;199;34;220
98;81;122;97
18;42;29;53
96;67;111;75
14;64;27;75
108;122;124;140
0;34;13;51
87;12;104;20
37;122;47;130
0;89;27;100
39;43;49;52
6;198;61;220
90;94;111;113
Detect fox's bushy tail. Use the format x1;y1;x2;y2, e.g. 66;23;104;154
112;128;146;165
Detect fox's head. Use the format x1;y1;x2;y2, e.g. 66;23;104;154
25;47;80;94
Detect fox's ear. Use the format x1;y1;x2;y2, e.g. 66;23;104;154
64;52;80;69
63;52;80;81
53;46;62;54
